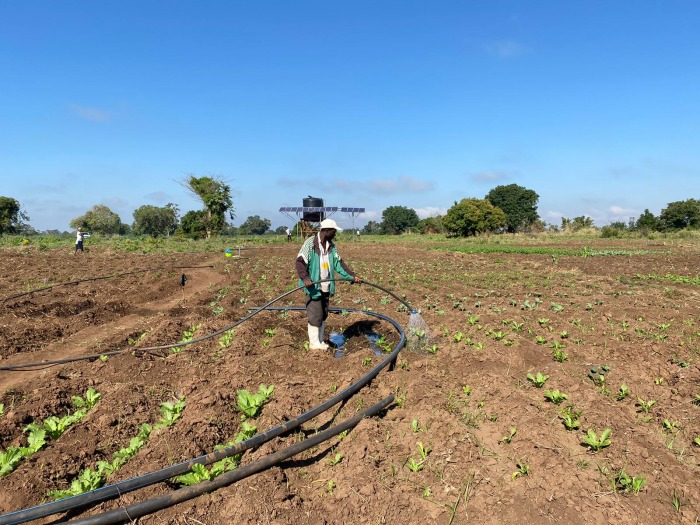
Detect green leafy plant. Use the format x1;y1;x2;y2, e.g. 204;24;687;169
614;469;646;494
154;398;186;429
0;448;24;477
218;329;234;349
544;389;568;404
560;405;582;431
636;398;656;413
512;460;530;480
551;347;569;363
617;384;630;401
500;427;517;444
175;421;257;486
527;372;549;388
406;442;431;472
48;468;103;500
72;388;102;411
327;452;343;466
236;385;274;419
582;428;612;452
180;323;203;343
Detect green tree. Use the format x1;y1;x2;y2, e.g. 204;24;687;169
417;216;444;234
485;184;540;233
658;199;700;230
633;209;658;231
178;210;207;239
238;215;271;235
381;206;419;235
132;203;179;237
561;216;594;231
0;196;29;234
442;198;507;237
181;175;234;238
70;205;122;234
361;221;382;235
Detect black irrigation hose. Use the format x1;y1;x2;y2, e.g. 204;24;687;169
68;395;394;525
0;278;408;372
0;280;407;524
0;266;215;304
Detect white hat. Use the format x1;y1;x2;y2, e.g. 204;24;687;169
319;218;343;231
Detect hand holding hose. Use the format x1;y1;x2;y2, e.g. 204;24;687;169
352;276;362;284
303;277;313;287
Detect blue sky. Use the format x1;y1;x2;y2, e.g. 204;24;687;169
2;1;698;232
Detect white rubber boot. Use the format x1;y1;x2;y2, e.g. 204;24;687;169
308;324;327;350
318;322;329;350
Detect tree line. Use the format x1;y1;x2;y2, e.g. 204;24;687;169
1;181;699;238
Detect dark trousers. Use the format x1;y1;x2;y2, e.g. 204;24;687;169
306;292;330;327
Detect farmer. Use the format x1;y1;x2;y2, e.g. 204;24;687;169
75;227;86;254
286;227;292;241
295;218;361;350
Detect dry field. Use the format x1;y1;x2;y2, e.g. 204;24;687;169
0;237;698;524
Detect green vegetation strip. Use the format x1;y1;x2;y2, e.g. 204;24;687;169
635;273;700;286
439;245;654;256
0;389;101;477
49;398;186;500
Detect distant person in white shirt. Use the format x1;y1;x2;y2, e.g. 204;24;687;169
75;228;86;254
286;227;292;241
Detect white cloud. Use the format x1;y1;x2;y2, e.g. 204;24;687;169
414;206;447;219
69;104;111;122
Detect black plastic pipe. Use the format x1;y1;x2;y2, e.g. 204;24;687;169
67;394;394;525
0;307;404;525
0;278;407;371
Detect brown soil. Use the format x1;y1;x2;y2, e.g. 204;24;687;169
0;240;699;524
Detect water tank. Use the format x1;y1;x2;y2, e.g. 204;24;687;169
303;196;324;222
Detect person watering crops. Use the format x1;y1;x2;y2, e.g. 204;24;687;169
295;218;361;350
75;227;87;254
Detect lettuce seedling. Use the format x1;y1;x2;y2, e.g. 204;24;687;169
527;372;549;388
155;398;186;429
0;447;24;477
544;389;568;404
49;468;104;500
582;428;612;452
236;385;274;419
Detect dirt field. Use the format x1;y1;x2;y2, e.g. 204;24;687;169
0;238;699;524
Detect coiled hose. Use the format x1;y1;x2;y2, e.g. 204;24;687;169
0;278;408;524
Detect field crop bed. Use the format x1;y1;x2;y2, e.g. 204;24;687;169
0;238;699;524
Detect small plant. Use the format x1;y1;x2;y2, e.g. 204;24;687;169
544;389;568;404
154;397;186;429
512;460;530;480
218;329;234;349
617;384;630;401
48;468;103;500
536;335;547;345
527;372;549;388
581;428;612;452
560;405;582;431
180;323;203;343
662;419;679;433
406;442;431;472
636;398;656;413
327;452;343;466
236;385;274;419
500;427;517;444
614;469;646;494
411;419;422;433
552;347;569;363
72;388;102;411
693;436;700;447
